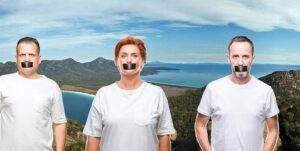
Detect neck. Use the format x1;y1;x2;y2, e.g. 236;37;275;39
118;75;143;90
229;74;251;85
18;72;41;79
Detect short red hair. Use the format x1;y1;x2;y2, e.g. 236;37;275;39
114;36;147;62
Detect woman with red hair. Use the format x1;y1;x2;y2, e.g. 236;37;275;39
83;36;175;151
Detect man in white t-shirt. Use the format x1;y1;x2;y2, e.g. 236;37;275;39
0;37;67;151
195;36;279;151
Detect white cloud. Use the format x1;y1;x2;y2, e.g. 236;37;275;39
1;0;300;63
1;0;300;36
165;23;198;28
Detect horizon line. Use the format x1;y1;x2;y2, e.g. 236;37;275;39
1;57;300;66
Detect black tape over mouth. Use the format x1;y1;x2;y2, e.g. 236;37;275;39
234;65;247;72
123;63;136;70
21;61;33;68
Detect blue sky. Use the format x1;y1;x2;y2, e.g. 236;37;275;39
0;0;300;64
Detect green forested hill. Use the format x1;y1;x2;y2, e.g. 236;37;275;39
261;70;300;150
0;57;177;90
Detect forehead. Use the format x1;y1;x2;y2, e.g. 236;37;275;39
17;42;39;54
229;42;252;55
119;44;140;54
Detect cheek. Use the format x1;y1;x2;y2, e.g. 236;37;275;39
118;58;127;64
16;57;23;62
116;60;122;67
245;59;253;66
34;59;40;64
138;59;144;66
229;59;237;65
116;59;127;69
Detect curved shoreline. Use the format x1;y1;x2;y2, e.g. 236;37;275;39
62;90;95;97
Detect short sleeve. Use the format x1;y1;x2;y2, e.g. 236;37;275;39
0;78;2;142
197;85;212;116
157;88;175;135
0;77;3;101
51;83;67;124
83;90;103;137
0;88;2;100
264;88;279;118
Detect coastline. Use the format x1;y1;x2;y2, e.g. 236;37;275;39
61;81;196;97
61;84;97;95
62;90;95;97
148;81;198;89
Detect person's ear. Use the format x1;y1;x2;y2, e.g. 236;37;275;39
226;53;231;64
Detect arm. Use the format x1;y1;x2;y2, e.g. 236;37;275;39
264;115;279;151
54;123;67;151
85;136;101;151
158;135;171;151
195;113;211;151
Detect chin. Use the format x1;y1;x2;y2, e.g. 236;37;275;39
121;70;140;76
234;72;248;80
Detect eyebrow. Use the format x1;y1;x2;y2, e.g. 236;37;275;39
120;52;138;55
19;52;36;54
18;53;37;55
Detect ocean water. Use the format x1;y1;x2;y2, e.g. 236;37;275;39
62;91;94;124
63;63;300;123
142;63;300;87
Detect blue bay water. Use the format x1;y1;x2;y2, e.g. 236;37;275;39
63;63;300;123
62;91;94;124
142;63;300;88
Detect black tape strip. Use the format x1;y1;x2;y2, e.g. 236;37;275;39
21;61;33;68
123;63;136;70
234;65;247;72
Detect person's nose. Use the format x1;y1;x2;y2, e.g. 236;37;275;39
126;56;132;63
24;54;30;61
237;57;244;65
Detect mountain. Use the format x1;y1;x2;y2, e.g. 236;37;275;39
39;57;120;90
0;57;120;90
0;57;178;90
0;61;17;74
260;70;300;99
260;70;300;151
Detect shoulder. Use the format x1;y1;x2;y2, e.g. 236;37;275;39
144;82;164;94
0;72;17;80
42;75;60;88
40;76;64;96
206;76;229;89
252;76;273;92
0;73;18;84
95;82;116;95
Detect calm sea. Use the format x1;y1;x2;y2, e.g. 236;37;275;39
63;91;94;124
142;63;300;87
63;63;300;123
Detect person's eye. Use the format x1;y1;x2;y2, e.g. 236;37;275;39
243;56;249;59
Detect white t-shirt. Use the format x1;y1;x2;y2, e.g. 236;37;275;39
0;72;67;151
83;82;175;151
197;75;279;151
